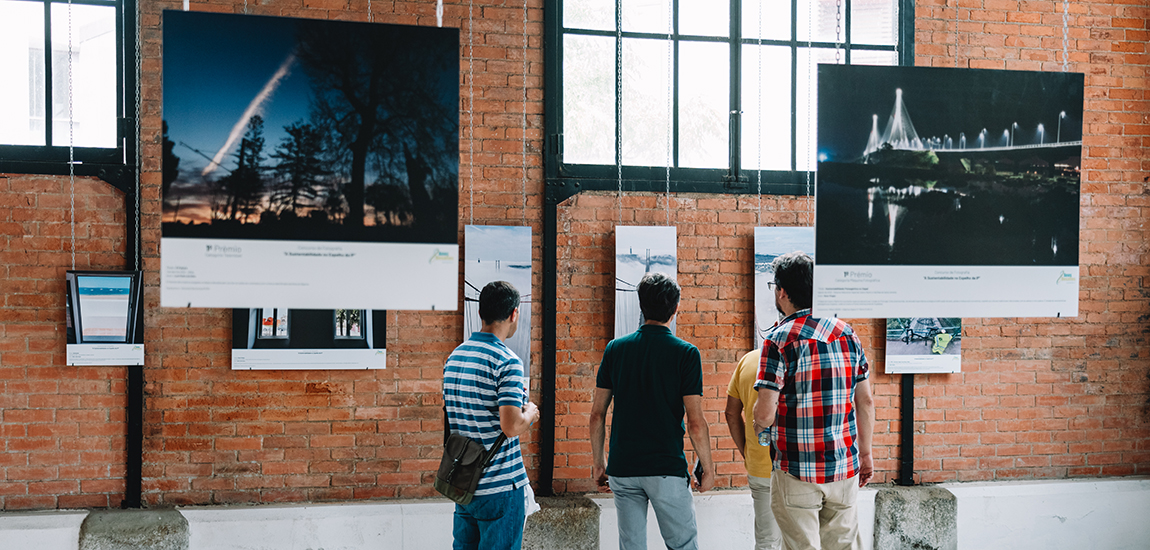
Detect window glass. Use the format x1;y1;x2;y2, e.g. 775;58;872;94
0;0;47;146
742;0;790;41
679;0;727;38
563;34;615;165
741;44;791;171
797;0;843;43
622;37;672;166
852;0;898;46
622;0;669;35
565;0;614;31
335;309;363;338
49;3;117;147
796;48;842;171
850;49;898;66
678;41;728;169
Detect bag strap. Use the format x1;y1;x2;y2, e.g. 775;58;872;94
442;405;450;445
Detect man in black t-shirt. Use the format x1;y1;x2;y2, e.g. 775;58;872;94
590;272;714;550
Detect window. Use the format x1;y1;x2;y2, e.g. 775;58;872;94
334;309;365;339
0;0;135;181
545;0;913;193
258;308;290;339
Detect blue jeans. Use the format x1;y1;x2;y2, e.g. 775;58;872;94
452;486;525;550
609;475;699;550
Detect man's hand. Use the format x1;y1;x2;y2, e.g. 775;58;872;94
522;401;539;425
592;462;610;492
858;451;874;487
692;464;715;493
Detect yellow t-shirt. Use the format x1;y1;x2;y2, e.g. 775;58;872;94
727;348;773;479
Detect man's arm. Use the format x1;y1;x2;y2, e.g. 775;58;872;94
499;402;539;438
855;378;875;487
752;387;780;435
683;394;714;492
589;387;612;491
724;396;747;460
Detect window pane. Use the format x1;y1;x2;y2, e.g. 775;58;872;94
0;0;47;146
563;34;615;165
623;0;669;35
50;3;117;148
852;0;898;46
742;0;790;41
851;49;898;66
260;309;275;337
797;0;842;43
275;309;288;337
797;48;841;171
741;44;791;171
565;0;614;31
622;38;671;166
679;0;727;38
678;41;728;169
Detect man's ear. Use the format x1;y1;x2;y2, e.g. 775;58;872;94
509;307;520;324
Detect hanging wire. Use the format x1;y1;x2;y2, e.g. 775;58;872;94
134;0;142;270
665;0;672;227
522;0;528;224
1061;0;1069;72
68;0;76;270
953;0;960;68
806;0;815;226
468;0;475;225
615;0;623;224
756;0;762;226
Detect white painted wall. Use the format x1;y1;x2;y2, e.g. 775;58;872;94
940;478;1150;550
0;510;87;550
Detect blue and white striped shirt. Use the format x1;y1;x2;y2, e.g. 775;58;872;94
442;331;528;496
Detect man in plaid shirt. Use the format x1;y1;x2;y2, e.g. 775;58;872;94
752;252;875;550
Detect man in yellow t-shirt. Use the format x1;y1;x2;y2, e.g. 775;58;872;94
726;348;782;550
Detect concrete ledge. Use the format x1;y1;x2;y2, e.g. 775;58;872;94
873;486;957;550
524;496;599;550
0;510;88;550
80;509;188;550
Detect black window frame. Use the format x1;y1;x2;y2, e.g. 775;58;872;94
543;0;915;197
0;0;137;192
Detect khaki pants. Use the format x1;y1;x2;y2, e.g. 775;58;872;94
770;471;862;550
748;475;783;550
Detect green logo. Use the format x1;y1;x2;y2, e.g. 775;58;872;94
1055;271;1075;284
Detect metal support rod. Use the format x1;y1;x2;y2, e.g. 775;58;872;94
896;373;915;486
538;197;558;496
122;365;144;508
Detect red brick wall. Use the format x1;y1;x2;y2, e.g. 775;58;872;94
1;0;1147;510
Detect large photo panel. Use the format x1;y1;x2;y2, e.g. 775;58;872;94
161;11;459;309
464;226;533;378
615;226;677;339
754;227;813;348
813;65;1083;318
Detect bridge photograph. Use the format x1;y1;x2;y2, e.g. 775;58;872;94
814;65;1083;267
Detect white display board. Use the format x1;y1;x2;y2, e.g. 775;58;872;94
813;65;1083;319
464;226;532;377
754;227;814;348
615;226;677;338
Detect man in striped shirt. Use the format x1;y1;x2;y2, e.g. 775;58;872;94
753;252;875;550
443;281;539;550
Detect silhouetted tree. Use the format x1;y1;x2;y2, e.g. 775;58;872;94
295;21;457;228
214;115;267;221
365;181;411;226
270;121;328;215
162;121;180;204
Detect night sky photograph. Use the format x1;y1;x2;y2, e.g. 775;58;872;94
162;11;459;244
815;65;1083;267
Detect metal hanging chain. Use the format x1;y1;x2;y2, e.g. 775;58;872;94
69;0;76;270
1062;0;1069;72
368;0;372;22
615;0;623;224
243;0;248;14
468;0;475;225
665;1;672;227
834;0;842;63
134;0;142;271
807;0;816;226
954;0;960;68
522;0;528;224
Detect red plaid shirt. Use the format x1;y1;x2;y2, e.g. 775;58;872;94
754;309;869;484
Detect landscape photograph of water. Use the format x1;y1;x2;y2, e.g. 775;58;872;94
464;226;533;376
754;227;813;347
815;65;1083;267
615;226;677;339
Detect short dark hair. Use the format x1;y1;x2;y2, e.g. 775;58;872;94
479;281;519;323
771;252;813;310
637;272;680;323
